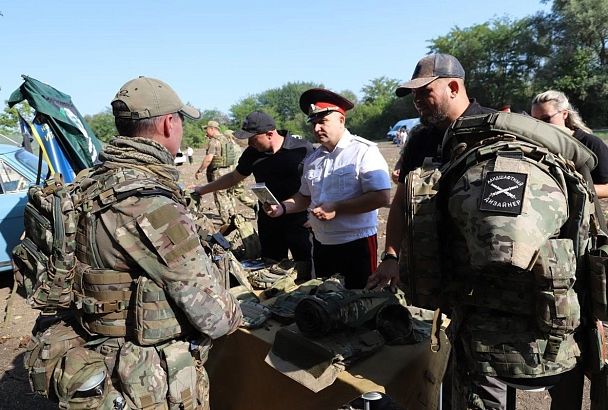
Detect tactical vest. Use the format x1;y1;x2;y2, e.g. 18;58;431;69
13;162;195;346
72;164;194;345
210;134;238;169
402;112;604;380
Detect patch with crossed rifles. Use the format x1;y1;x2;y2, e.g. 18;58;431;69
479;171;527;215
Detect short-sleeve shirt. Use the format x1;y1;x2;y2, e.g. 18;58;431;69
573;129;608;184
299;129;391;244
399;100;494;182
206;136;222;167
236;131;313;224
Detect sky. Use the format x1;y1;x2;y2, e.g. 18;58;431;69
0;1;552;117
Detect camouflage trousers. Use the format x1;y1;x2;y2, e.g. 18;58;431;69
229;181;257;209
114;340;211;410
208;168;237;224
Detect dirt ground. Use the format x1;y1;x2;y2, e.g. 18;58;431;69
0;141;593;409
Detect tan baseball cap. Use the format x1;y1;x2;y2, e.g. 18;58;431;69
112;76;200;120
203;120;220;130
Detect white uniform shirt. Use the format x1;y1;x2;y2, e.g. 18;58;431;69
300;129;390;244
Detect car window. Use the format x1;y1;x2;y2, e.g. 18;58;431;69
0;159;32;193
15;148;49;177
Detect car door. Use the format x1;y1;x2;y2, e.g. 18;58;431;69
0;155;32;271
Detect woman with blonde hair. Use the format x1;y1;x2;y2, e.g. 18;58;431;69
531;90;608;198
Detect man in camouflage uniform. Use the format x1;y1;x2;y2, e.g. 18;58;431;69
195;120;236;224
369;54;590;409
57;77;242;409
224;129;257;210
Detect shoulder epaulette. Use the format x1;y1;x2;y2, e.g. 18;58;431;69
351;135;376;146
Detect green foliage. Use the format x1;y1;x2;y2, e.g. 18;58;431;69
85;108;115;142
430;17;545;112
229;81;322;139
348;78;417;140
0;101;33;136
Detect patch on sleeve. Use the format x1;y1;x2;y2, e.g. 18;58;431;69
479;171;527;215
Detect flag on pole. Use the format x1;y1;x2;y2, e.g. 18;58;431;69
8;75;102;172
18;113;33;153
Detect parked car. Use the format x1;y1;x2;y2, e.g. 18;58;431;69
386;118;420;141
0;144;48;272
174;149;187;166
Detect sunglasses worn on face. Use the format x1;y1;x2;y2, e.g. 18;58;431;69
537;111;562;123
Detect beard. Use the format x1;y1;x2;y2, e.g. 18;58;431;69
418;98;450;126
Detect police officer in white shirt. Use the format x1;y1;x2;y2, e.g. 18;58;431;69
266;88;391;288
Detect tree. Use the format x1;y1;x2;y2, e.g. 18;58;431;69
0;101;33;136
430;17;545;113
85;108;115;143
229;81;322;139
348;77;415;140
360;77;400;104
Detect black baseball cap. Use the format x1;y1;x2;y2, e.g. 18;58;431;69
234;111;276;139
395;54;465;97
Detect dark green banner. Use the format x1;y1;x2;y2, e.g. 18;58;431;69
8;75;102;171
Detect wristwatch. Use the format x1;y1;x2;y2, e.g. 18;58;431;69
380;251;398;262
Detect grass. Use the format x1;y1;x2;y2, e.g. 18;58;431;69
594;129;608;141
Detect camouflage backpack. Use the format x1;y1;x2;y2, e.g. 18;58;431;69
12;172;85;314
402;112;606;379
210;133;238;169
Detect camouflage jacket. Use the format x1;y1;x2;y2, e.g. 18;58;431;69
78;136;242;339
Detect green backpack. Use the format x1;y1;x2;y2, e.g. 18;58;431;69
403;112;606;379
210;133;239;168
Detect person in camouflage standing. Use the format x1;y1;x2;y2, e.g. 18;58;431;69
195;120;236;224
48;76;241;409
224;129;257;211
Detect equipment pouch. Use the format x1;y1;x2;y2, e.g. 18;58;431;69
159;341;198;410
534;239;580;335
25;320;87;399
52;346;110;410
117;342;168;409
588;244;608;321
135;276;189;346
12;237;49;299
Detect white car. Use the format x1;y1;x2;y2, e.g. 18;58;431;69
174;150;187;166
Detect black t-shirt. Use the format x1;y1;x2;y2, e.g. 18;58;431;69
573;128;608;184
398;100;494;182
236;130;314;202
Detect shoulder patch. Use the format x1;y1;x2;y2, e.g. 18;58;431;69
479;171;527;215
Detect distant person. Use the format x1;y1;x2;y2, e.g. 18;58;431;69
195;120;236;223
186;145;194;164
224;129;256;210
266;88;391;289
396;126;407;145
499;104;511;112
192;111;314;278
531;89;608;198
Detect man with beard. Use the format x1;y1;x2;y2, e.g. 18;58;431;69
367;54;503;409
368;53;493;290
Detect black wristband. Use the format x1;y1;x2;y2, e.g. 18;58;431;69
280;202;287;215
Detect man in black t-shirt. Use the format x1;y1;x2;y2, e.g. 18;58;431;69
193;111;314;278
